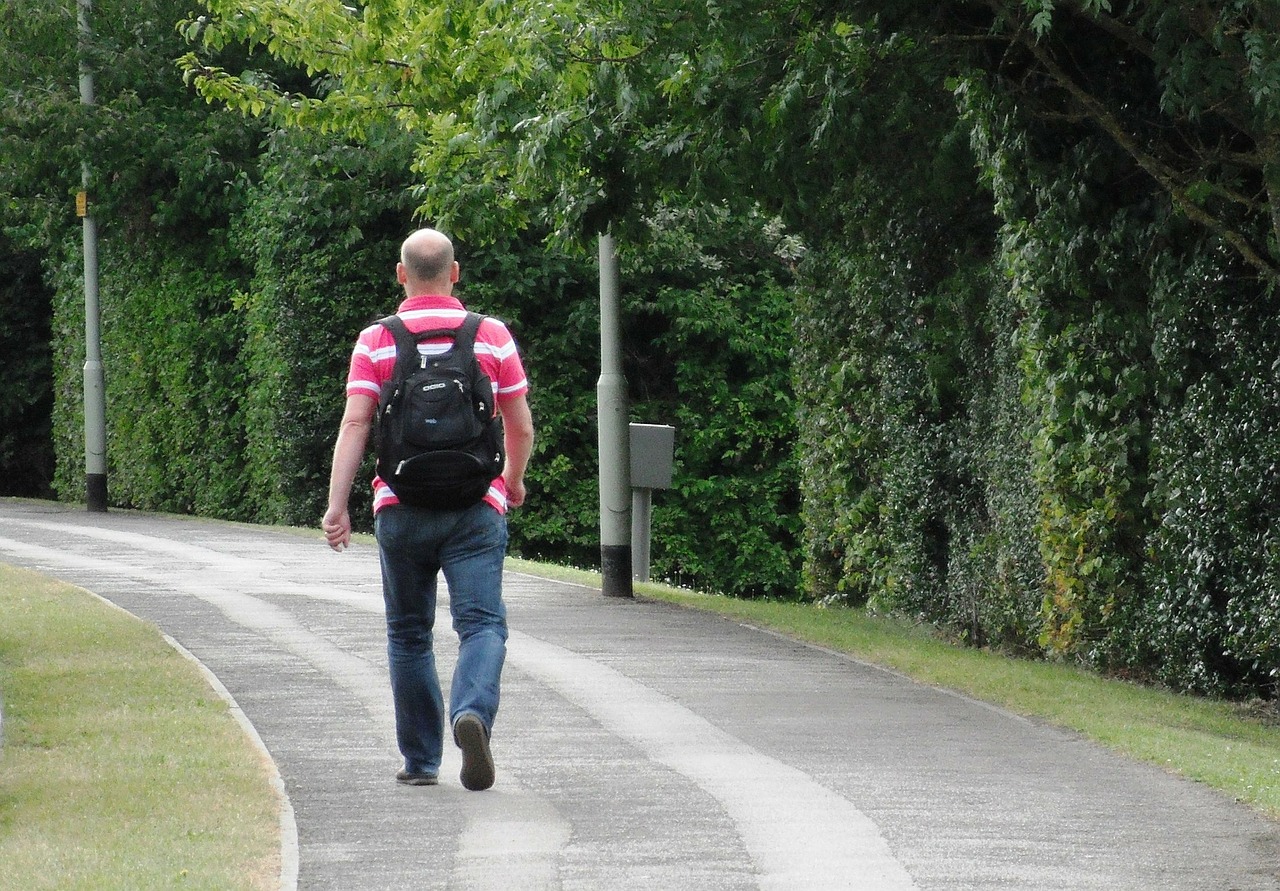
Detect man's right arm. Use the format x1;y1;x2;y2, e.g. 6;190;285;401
322;393;376;551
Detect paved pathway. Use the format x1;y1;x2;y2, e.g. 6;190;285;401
0;499;1277;890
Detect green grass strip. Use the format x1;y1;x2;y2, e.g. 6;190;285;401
0;565;279;891
508;558;1280;821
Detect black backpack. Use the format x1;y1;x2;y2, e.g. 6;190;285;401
375;312;505;509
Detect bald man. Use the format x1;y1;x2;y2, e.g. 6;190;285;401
323;228;534;790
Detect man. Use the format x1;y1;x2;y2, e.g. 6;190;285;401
322;228;534;791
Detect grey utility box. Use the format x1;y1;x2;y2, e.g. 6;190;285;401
628;424;676;583
629;424;675;490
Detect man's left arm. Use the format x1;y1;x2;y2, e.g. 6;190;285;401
498;394;534;508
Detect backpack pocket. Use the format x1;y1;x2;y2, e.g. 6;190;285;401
388;449;497;509
401;375;485;449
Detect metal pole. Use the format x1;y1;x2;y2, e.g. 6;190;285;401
631;488;652;582
597;232;632;597
78;0;107;512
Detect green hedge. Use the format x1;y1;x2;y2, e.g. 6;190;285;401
47;228;249;516
1139;260;1280;696
461;203;802;598
234;130;416;528
39;126;802;599
793;69;1279;698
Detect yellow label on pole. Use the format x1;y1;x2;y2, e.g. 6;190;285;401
76;191;88;217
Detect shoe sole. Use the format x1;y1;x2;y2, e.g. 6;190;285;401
454;714;495;791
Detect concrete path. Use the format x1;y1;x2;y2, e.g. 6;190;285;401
0;499;1276;890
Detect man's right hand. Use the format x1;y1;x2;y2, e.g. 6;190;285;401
322;507;352;552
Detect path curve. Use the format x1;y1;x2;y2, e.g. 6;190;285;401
0;500;1276;890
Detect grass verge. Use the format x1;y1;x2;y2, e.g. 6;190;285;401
507;557;1280;821
0;564;280;891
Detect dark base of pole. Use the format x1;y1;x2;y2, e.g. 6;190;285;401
86;473;108;513
601;545;633;598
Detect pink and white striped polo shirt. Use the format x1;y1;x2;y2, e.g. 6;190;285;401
346;294;529;515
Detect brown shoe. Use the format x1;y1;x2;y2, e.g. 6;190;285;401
453;714;495;791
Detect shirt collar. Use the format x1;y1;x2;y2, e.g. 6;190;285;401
397;293;464;313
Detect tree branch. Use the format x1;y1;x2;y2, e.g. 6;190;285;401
1014;30;1280;283
1065;0;1256;136
1061;1;1156;63
1261;132;1280;260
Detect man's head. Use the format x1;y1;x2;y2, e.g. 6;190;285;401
398;228;459;295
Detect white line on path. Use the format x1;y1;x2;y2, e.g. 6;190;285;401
508;630;917;890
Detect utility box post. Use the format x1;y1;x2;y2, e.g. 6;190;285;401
629;423;675;583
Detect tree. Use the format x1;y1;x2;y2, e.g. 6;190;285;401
179;1;1279;278
969;0;1280;283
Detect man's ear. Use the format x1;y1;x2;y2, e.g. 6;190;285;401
450;261;461;284
396;262;408;285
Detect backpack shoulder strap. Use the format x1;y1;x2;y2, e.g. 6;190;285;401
455;312;484;354
377;315;420;382
378;311;487;371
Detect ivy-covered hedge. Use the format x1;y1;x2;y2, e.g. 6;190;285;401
793;52;1279;699
233;130;416;528
1139;261;1280;695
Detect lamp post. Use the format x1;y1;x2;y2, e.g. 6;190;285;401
78;0;107;512
597;232;632;597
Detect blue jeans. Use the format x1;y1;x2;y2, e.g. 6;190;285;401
375;502;509;776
